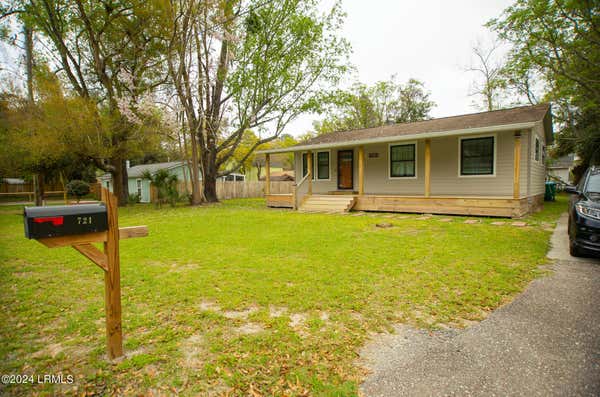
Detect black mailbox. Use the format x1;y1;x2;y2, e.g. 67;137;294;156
24;203;108;239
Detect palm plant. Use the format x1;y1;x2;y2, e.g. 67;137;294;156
142;169;179;208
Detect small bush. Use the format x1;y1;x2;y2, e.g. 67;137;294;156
66;180;90;203
128;193;141;204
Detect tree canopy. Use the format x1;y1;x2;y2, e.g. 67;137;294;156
488;0;600;174
313;77;435;135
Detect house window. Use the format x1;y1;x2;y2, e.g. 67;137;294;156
535;137;540;161
302;153;308;178
317;151;329;180
302;153;315;179
390;144;416;178
460;136;494;175
136;179;142;197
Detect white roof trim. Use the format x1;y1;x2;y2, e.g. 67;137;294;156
257;121;537;154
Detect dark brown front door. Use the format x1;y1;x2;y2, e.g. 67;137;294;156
337;150;354;190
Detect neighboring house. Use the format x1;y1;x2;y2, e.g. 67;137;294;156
547;154;576;184
219;173;246;182
258;104;553;217
259;170;295;181
99;161;200;203
2;178;26;185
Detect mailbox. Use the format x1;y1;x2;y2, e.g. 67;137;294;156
24;203;108;239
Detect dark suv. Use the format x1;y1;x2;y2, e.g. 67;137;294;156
566;166;600;257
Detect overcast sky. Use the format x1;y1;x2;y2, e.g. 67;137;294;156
0;1;516;138
285;0;514;136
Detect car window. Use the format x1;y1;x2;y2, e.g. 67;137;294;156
586;172;600;193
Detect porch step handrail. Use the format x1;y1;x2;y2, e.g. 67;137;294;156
292;173;311;209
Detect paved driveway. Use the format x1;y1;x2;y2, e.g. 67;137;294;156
360;214;600;396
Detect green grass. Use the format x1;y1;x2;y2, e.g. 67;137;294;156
0;196;566;396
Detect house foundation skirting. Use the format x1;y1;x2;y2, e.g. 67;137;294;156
353;194;544;218
266;193;544;217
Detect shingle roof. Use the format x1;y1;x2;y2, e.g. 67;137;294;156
126;161;185;178
297;103;551;148
99;161;186;180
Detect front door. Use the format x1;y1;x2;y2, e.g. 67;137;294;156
337;150;354;190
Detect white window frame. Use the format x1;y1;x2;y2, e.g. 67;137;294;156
458;134;497;178
388;141;418;180
136;179;142;196
315;150;331;181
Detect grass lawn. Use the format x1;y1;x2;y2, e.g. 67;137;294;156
0;194;567;396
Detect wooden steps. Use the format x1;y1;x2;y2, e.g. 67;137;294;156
299;195;356;213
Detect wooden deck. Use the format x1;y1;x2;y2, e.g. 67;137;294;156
267;193;544;217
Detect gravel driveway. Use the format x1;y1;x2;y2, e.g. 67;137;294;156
360;214;600;396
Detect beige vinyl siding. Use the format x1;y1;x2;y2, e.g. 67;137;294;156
529;122;547;196
429;131;514;196
520;130;530;198
364;142;424;195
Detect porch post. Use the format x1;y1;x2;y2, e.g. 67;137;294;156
513;132;521;199
307;151;313;195
358;146;365;195
424;139;431;197
265;153;271;196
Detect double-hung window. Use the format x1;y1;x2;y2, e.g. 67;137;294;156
302;153;309;178
317;151;329;180
390;144;416;178
460;136;494;176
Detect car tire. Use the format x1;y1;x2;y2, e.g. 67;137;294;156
569;240;582;257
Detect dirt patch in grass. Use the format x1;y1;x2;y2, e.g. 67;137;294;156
269;306;288;317
180;334;209;368
223;305;259;319
233;322;264;335
199;301;221;312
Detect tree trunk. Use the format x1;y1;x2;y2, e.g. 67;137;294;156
35;173;45;206
110;158;129;207
202;148;219;202
189;129;203;205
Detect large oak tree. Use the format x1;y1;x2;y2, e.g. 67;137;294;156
166;0;350;203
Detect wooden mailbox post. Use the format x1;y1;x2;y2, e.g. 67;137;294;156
31;188;147;359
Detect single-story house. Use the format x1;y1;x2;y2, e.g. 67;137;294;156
258;104;552;217
259;170;295;181
547;154;576;184
99;161;198;203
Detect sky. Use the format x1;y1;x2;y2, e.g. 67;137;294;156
285;0;515;136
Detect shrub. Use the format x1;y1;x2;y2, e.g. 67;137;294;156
66;180;90;203
128;193;141;204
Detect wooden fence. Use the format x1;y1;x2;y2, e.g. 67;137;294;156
0;182;102;202
152;180;293;202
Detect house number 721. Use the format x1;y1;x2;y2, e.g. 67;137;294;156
77;216;93;225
